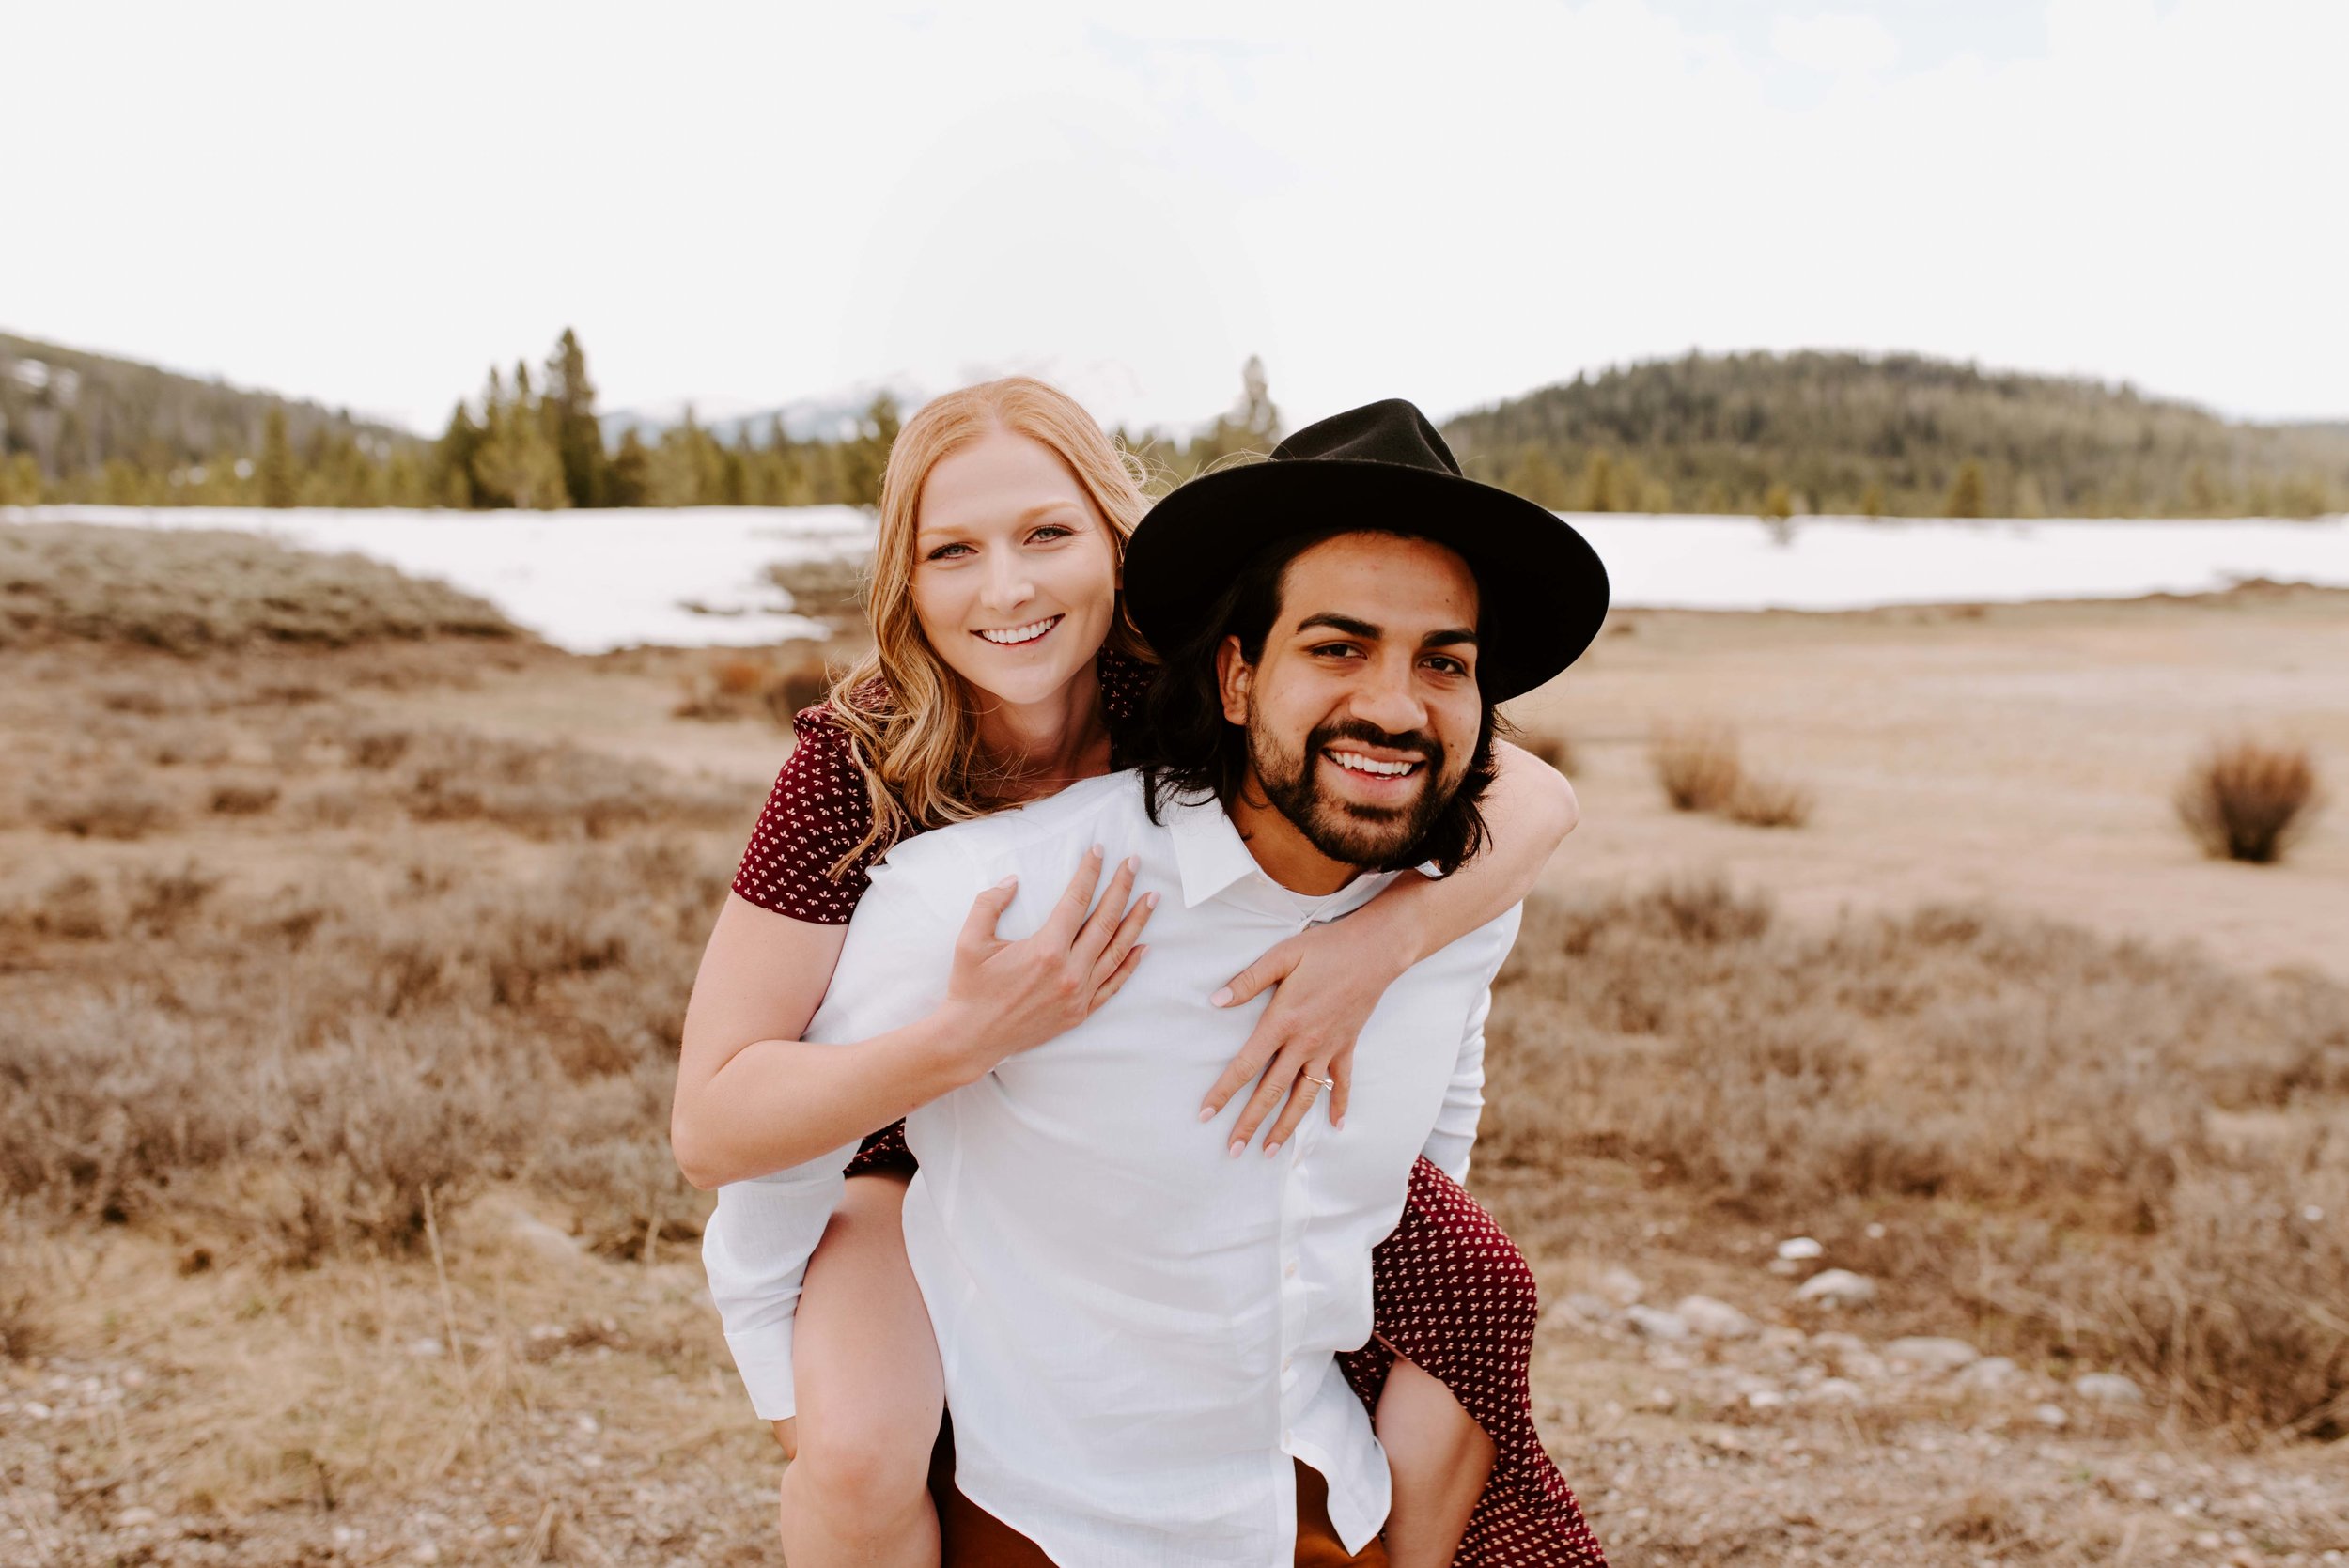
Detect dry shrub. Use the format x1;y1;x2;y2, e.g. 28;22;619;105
1651;722;1743;812
1723;773;1814;828
33;772;172;839
381;728;746;840
1483;878;2349;1431
1517;728;1576;775
0;834;728;1264
766;551;872;626
1653;722;1816;828
673;645;833;725
0;1210;43;1360
210;782;281;815
2176;737;2325;863
0;522;523;650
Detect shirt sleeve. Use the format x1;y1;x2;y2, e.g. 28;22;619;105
1418;908;1520;1187
699;835;976;1421
729;706;886;924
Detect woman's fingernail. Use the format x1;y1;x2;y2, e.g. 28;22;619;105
996;875;1018;888
1125;854;1140;872
1091;843;1105;857
1227;1140;1245;1158
1264;1141;1282;1157
1331;1115;1344;1131
1198;1106;1217;1123
1143;892;1159;908
1209;986;1233;1007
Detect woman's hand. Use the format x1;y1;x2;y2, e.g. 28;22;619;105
1196;917;1413;1156
943;846;1156;1078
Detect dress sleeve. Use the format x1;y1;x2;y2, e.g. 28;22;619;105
730;706;887;924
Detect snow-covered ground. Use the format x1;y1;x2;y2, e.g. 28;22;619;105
1568;512;2349;612
4;505;873;653
8;505;2347;651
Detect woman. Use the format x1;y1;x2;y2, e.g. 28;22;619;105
672;378;1603;1568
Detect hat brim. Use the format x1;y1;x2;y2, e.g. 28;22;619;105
1125;459;1610;703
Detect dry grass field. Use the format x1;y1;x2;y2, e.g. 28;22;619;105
3;524;2345;1566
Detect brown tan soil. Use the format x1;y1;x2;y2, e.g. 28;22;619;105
4;578;2345;1567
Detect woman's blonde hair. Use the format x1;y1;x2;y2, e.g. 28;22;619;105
825;377;1153;873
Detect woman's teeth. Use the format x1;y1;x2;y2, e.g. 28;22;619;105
976;615;1060;645
1328;750;1421;778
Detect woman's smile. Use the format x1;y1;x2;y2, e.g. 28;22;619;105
975;613;1063;646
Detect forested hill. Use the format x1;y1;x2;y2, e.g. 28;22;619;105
0;332;418;504
1441;351;2349;519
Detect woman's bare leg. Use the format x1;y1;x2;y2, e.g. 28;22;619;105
1376;1352;1495;1568
775;1173;945;1568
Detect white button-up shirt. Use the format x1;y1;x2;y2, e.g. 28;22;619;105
702;770;1518;1567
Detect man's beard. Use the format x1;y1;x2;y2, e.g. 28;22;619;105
1247;716;1462;871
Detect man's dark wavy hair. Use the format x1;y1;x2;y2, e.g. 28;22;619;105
1129;524;1507;876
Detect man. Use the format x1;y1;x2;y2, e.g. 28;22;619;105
708;400;1609;1565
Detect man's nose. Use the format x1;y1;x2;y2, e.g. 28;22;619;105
1346;657;1427;735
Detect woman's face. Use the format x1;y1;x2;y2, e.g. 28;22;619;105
909;428;1119;709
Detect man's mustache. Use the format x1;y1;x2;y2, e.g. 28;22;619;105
1309;721;1442;768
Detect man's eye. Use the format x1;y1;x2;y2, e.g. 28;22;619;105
1424;656;1469;676
1310;644;1364;660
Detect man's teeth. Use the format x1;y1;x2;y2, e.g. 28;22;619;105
1328;750;1421;778
977;616;1058;645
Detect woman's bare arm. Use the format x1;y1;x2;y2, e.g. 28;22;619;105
671;852;1154;1188
1197;738;1578;1153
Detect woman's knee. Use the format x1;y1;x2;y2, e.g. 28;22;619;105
786;1405;941;1514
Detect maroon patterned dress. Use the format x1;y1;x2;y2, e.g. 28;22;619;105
731;650;1605;1568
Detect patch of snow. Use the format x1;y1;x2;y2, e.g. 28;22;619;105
5;504;871;654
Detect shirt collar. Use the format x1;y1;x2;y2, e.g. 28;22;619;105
1161;786;1393;918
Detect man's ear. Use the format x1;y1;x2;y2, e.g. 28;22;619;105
1215;635;1252;726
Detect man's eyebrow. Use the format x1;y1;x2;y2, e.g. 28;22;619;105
1294;613;1381;640
1293;613;1479;649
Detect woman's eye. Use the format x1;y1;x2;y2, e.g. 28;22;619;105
1028;525;1074;543
1424;656;1468;676
926;543;973;561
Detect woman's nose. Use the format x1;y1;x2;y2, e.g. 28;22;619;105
979;559;1034;612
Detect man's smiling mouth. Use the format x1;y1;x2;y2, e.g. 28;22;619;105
1325;749;1423;779
975;615;1062;646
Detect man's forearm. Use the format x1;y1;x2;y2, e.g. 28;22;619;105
678;1007;982;1188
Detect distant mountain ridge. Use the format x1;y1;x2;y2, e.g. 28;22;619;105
599;379;923;449
0;331;417;484
1442;350;2349;518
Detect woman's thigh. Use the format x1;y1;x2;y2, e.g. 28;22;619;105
782;1172;944;1460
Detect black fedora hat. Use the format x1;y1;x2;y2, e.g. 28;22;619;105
1124;398;1610;703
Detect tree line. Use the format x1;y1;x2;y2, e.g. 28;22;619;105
5;331;2342;519
1442;350;2348;519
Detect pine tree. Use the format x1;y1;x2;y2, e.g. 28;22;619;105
1504;446;1572;509
607;428;651;507
544;328;609;508
258;408;299;508
1579;452;1617;513
473;364;568;509
1945;460;1986;519
839;394;901;507
0;452;41;505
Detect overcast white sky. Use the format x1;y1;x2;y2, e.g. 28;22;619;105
7;0;2342;436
